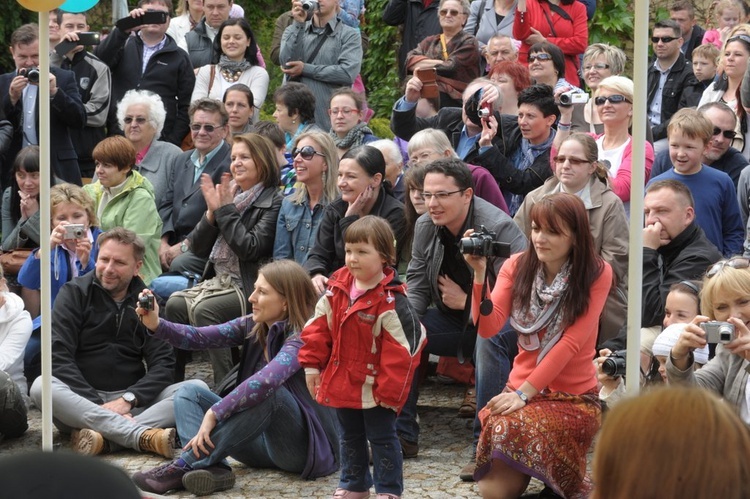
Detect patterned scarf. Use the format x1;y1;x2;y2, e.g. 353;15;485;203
209;183;264;286
330;122;373;150
218;54;252;74
510;260;570;363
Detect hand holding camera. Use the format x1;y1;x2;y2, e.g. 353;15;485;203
136;290;160;331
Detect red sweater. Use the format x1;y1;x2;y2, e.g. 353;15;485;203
472;254;612;395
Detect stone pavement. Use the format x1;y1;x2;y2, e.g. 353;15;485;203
0;365;548;498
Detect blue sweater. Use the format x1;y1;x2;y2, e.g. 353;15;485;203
648;167;743;257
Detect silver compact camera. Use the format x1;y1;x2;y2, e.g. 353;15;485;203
302;0;319;10
700;321;735;344
63;224;86;240
559;91;588;106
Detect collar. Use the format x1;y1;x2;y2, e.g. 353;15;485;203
524;128;555;151
191;141;225;166
653;56;678;74
104;176;130;196
139;33;167;50
305;14;338;33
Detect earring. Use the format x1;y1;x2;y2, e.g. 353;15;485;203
292;119;296;124
322;170;327;185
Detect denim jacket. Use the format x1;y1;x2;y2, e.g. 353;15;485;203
273;195;327;265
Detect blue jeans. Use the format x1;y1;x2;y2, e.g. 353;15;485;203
337;406;402;496
173;383;308;473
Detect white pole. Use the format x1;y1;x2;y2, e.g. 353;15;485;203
38;12;54;451
625;0;650;397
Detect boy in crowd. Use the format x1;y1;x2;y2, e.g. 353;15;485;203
691;43;720;92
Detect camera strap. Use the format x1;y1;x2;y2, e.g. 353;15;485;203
456;258;495;364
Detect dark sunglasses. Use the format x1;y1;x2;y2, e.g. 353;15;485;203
292;145;325;160
190;123;221;133
528;53;553;63
706;257;750;278
652;36;679;44
594;95;631;106
124;116;147;124
713;127;737;139
727;34;750;46
439;8;462;16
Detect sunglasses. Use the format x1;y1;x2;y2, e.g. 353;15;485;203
528;53;553;63
727;34;750;46
292;145;325;160
124;116;147;125
190;123;222;133
652;36;679;44
439;8;462;16
553;155;590;166
583;63;610;72
594;95;631;106
706;257;750;278
713;127;737;139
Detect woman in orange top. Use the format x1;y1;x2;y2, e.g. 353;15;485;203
464;192;612;499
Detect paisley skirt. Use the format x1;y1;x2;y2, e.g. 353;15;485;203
474;390;601;499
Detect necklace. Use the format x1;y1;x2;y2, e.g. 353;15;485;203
220;67;242;82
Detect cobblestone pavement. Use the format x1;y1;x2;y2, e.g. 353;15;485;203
1;365;548;498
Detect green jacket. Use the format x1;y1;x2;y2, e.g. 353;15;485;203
84;171;163;285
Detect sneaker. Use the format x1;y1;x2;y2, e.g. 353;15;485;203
459;460;476;482
397;434;418;459
458;387;477;418
331;489;370;498
132;461;188;494
71;428;110;455
182;464;236;496
138;427;176;458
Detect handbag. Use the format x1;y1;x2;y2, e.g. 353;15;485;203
169;274;247;325
0;248;33;276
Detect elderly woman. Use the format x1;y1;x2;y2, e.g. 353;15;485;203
328;87;379;158
406;0;481;108
488;60;531;116
84;136;162;285
272;82;320;149
371;139;407;202
556;76;654;215
571;44;626;133
191;18;269;119
117;90;183;203
516;133;629;344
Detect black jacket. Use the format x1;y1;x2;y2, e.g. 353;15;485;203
95;28;195;145
646;53;701;141
51;271;175;405
641;222;722;328
683;25;706;61
185;19;215;69
382;0;442;79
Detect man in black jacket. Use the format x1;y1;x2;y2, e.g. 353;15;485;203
29;228;206;457
647;19;701;152
95;0;195;145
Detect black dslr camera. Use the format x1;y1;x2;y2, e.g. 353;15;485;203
601;350;627;377
19;67;40;84
459;226;511;258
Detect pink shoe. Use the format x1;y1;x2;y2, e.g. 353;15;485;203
331;488;370;499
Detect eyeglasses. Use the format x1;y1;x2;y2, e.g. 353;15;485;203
124;116;148;125
291;145;325;160
651;36;679;44
583;63;610;72
439;8;462;16
329;107;358;116
553;155;590;165
706;257;750;278
528;53;552;63
727;34;750;46
190;123;222;133
594;95;631;106
713;127;737;139
422;189;465;202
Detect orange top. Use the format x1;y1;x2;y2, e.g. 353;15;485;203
472;254;612;395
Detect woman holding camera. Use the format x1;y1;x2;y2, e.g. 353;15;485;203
667;257;750;421
465;192;611;498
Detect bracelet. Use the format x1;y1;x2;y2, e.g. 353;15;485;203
557;123;571;131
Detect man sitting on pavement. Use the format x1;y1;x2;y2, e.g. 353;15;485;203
29;228;206;457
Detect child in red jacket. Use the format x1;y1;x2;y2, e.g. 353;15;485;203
299;215;426;499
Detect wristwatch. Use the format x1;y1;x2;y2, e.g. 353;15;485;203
122;392;137;408
515;389;528;404
180;240;189;253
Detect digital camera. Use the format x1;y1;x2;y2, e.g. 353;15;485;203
19;66;40;84
601;350;627;377
700;321;735;344
559;91;588;106
63;224;86;240
138;294;154;311
302;0;319;10
464;88;492;126
459;226;511;258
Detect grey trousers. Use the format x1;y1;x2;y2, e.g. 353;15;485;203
29;376;208;450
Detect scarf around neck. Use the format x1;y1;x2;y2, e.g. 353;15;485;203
219;54;252;73
510;260;571;363
331;122;373;150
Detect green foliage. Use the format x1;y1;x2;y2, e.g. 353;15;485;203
361;0;401;119
588;0;634;48
369;117;394;139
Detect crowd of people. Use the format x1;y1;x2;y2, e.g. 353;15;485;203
2;0;750;497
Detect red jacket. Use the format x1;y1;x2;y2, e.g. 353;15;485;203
299;266;426;412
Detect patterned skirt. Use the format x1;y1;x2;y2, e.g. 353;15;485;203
474;390;601;499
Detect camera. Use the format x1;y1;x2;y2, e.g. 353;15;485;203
465;87;493;126
601;350;627;377
302;0;319;10
19;67;40;84
63;224;86;240
559;91;588;106
478;107;491;119
700;321;735;344
459;225;511;258
138;294;154;311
